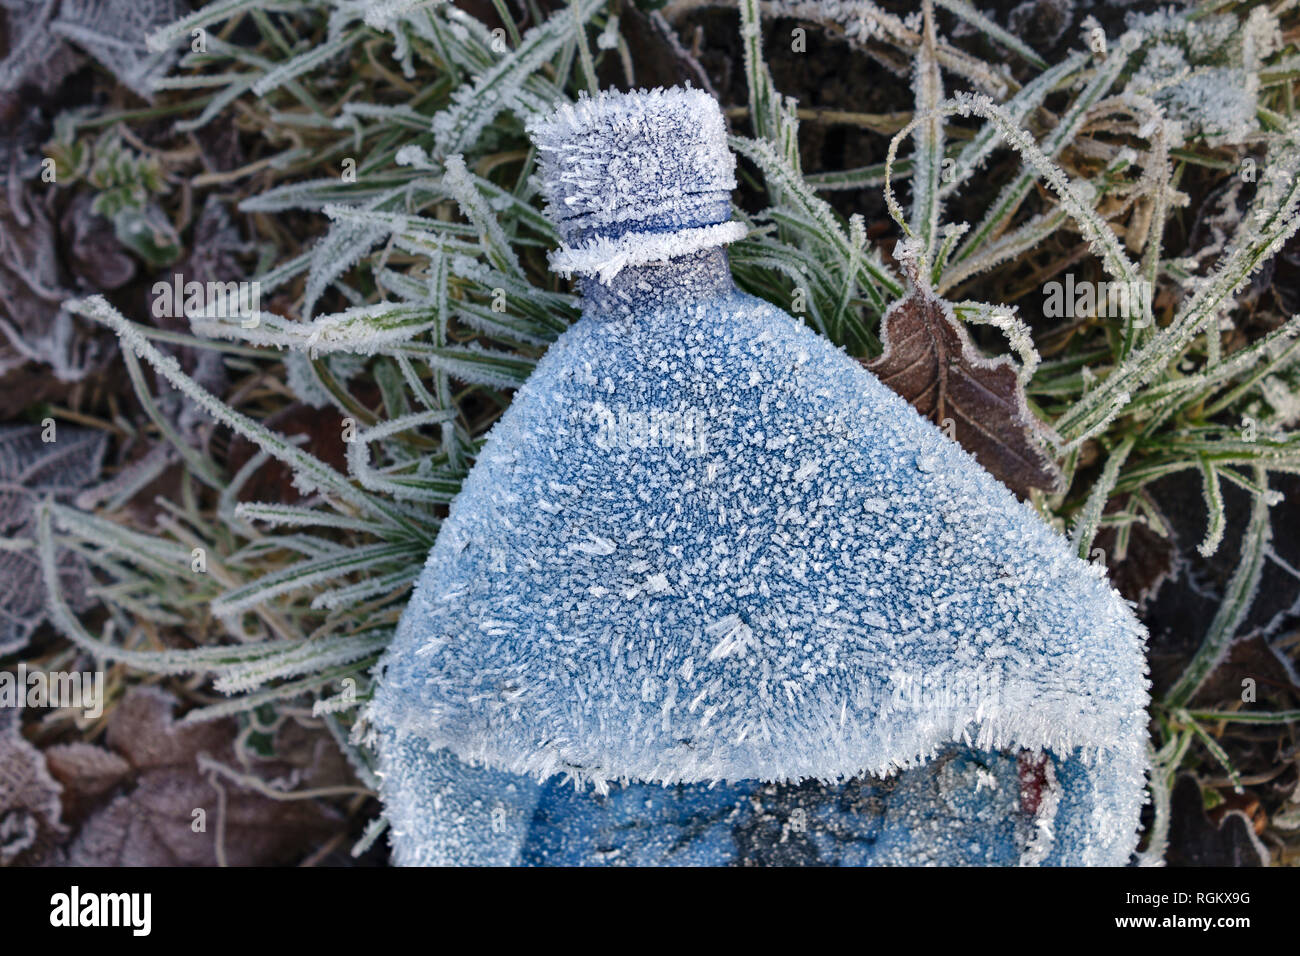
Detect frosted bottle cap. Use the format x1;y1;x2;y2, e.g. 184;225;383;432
528;87;747;282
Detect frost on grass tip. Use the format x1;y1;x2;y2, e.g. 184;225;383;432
370;88;1150;867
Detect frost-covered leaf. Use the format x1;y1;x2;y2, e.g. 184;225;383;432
0;709;66;866
44;742;130;821
64;687;342;866
866;252;1062;497
0;423;106;514
0;424;105;655
180;195;250;288
1124;6;1280;146
62;193;136;290
0;187;102;383
45;742;130;792
0;547;94;658
1165;774;1268;866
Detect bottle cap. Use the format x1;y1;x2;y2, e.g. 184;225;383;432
528;87;747;282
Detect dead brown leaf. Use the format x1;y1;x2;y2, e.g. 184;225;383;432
866;260;1063;498
44;741;130;823
58;687;342;866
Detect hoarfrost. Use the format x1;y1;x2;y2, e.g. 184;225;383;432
0;424;105;655
1131;44;1258;145
0;0;82;94
527;88;747;282
0;708;66;864
48;0;189;100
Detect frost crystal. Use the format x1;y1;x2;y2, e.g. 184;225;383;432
0;0;81;94
0;425;105;655
373;90;1150;867
50;0;189;100
528;88;746;282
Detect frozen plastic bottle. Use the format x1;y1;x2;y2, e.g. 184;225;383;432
369;88;1149;866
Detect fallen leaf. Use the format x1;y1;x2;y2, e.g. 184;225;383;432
0;185;103;384
1166;774;1268;866
44;741;130;822
102;684;228;771
0;709;66;866
0;422;107;511
63;687;342;866
1186;634;1300;707
180;195;252;292
268;716;356;793
866;255;1063;497
0;424;105;655
62;192;135;290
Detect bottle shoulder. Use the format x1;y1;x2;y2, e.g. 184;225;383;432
563;288;834;355
379;276;1146;795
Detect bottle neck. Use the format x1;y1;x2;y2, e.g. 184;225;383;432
578;246;735;316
